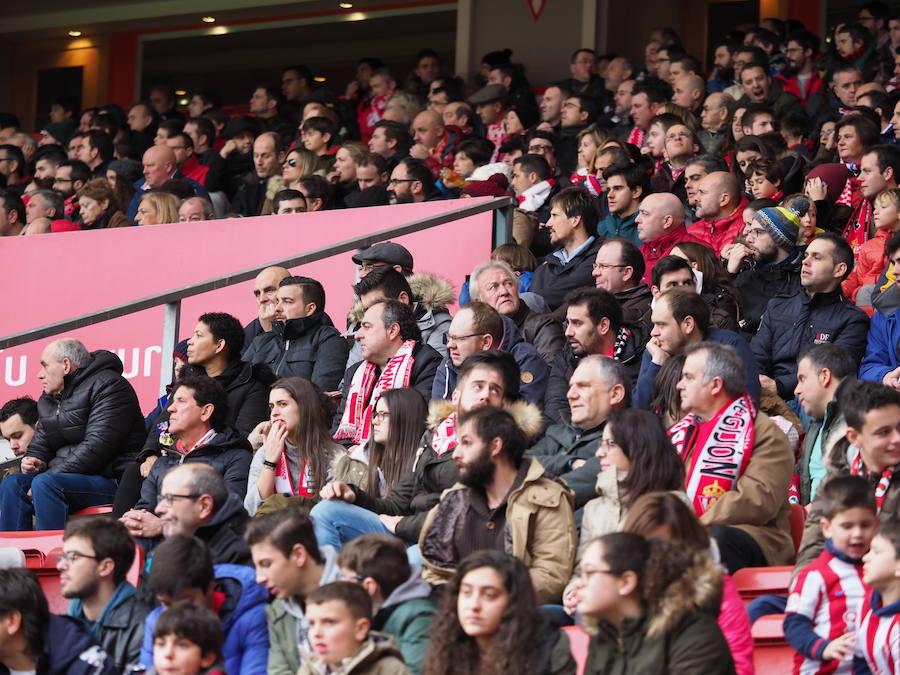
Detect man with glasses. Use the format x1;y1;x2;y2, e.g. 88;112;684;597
779;30;822;111
555;48;609;102
558;94;598;175
0;144;26;194
592;237;653;326
52;159;91;202
386;157;436;204
431;301;547;404
120;376;252;540
165;132;209;187
59;517;149;671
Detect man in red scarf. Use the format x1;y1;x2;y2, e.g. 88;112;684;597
671;341;794;573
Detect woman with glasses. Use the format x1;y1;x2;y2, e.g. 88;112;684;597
332;388;427;498
422;550;575;675
574;532;734;674
244;377;342;516
560;409;684;617
281;148;321;189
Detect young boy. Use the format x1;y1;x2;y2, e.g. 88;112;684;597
338;534;435;674
301;582;411;675
784;475;877;674
152;600;225;675
746;157;784;201
855;521;900;674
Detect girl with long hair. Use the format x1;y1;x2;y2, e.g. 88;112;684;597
423;550;574;675
575;532;735;674
332;388;428;497
245;377;342;515
671;240;743;330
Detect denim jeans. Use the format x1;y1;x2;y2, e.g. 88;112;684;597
310;499;392;551
0;472;118;531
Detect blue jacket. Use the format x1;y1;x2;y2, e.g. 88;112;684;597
751;288;869;399
0;614;117;675
140;564;269;675
126;171;210;222
431;315;549;404
596;209;640;246
860;308;900;383
633;327;761;410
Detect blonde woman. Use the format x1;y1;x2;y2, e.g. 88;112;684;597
135;191;180;225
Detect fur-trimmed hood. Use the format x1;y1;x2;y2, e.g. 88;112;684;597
645;553;723;638
425;398;543;439
348;272;455;323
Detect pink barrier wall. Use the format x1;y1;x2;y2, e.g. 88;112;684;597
0;199;497;409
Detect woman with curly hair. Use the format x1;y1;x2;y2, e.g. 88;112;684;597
422;550;575;675
575;532;735;674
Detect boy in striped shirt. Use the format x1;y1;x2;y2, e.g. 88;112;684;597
785;476;876;674
855;521;900;674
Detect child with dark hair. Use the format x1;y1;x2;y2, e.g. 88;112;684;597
784;475;877;673
151;600;225;675
855;520;900;673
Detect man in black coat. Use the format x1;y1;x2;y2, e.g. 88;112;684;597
0;339;144;531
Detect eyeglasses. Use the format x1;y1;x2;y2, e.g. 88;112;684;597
54;178;74;183
443;332;485;345
598;438;619;451
372;410;391;423
388;178;416;186
592;262;627;272
744;227;769;239
359;262;386;272
157;492;201;507
56;551;100;565
563;102;582;110
528;145;553;153
338;572;366;583
578;567;618;582
665;132;692;141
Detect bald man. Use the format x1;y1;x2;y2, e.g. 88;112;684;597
126;145;210;222
409;109;460;179
243;265;291;348
635;192;700;284
688;172;748;256
672;74;706;113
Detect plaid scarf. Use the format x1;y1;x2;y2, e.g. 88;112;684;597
335;340;417;444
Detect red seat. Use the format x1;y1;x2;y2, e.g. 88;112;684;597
72;505;114;517
732;565;793;605
752;613;795;671
789;503;806;553
562;625;590;675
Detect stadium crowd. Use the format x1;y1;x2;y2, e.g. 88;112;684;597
4;2;900;674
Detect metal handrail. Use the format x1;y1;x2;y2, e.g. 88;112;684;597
0;197;515;391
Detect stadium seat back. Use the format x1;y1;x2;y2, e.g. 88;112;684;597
562;625;590;675
732;565;792;604
789;503;806;553
751;613;794;671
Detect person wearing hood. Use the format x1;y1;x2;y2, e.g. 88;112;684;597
115;312;271;516
243;276;349;390
120;376;253;540
419;404;575;604
346;265;454;368
574;533;735;674
0;568;117;675
60;517;150;672
431;301;548;405
338;535;435;674
0;338;145;531
246;508;342;675
140;536;269;675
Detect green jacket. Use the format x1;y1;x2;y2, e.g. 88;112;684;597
584;555;735;675
372;573;435;675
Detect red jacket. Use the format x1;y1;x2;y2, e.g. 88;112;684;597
640;226;701;284
687;198;748;257
180;155;210;188
777;71;823;107
842;226;893;302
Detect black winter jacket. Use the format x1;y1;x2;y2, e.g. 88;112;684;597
734;253;802;337
196;491;253;566
243;312;349;390
0;614;118;675
530;237;604;311
140;359;272;460
135;428;252;512
511;302;566;366
26;350;144;479
751;287;870;399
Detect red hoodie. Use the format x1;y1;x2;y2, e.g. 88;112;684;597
687;198;748;256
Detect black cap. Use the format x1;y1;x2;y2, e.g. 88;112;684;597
351;242;414;272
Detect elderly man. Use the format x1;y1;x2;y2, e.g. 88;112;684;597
0;339;145;531
673;341;794;572
687;172;748;255
178;195;215;222
469;260;564;365
232;131;286;217
698;93;734;154
243;266;291;348
635;192;699;284
125;145;209;221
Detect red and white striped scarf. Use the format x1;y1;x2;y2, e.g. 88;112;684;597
335;340;417;444
431;412;458;456
627;126;645;148
848;444;896;514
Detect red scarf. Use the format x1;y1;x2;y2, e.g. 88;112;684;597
627;127;645;147
275;446;313;498
668;395;756;516
848;444;895;513
431;412;458;455
335;341;417;444
841;188;874;258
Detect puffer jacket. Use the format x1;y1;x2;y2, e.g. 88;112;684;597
583;554;735;675
860;305;900;383
842;226;891;303
351;399;541;543
242;312;349;391
510;301;566;367
639;227;702;286
140;564;269;675
615;283;653;327
0;614;117;675
26;350;145;479
297;633;410;675
346;273;456;367
597;209;640;246
734;252;802;337
751;288;869;399
419;456;576;604
135;428;252;512
372;570;435;674
531;237;604;311
431;315;549;404
687;199;747;256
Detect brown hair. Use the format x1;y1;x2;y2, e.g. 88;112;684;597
365;388;427;495
622;492;709;553
490;243;537;273
462;301;504;345
76;178;119;213
338;534;411;598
